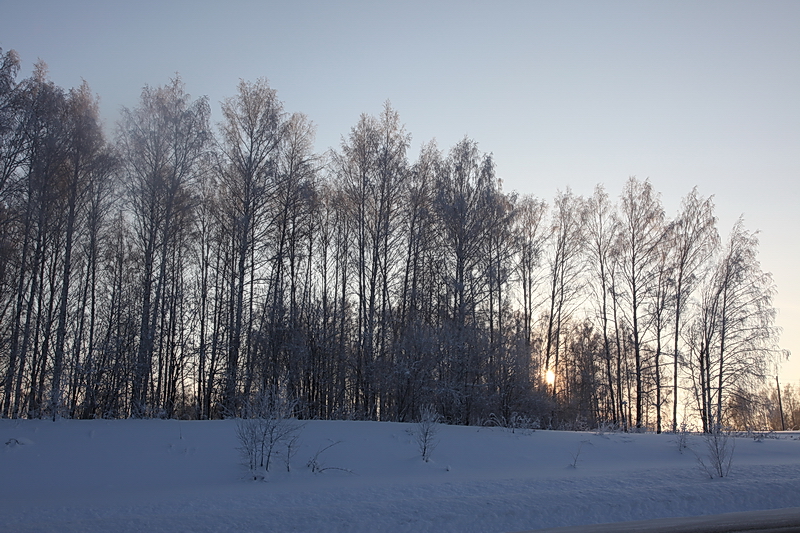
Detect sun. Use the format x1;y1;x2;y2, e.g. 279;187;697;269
546;370;555;386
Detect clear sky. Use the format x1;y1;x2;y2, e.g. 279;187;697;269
2;0;799;385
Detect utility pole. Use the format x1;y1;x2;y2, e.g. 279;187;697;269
776;375;786;431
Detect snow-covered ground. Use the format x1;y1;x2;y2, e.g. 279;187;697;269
1;419;799;532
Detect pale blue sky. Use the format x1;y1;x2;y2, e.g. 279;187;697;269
2;0;799;383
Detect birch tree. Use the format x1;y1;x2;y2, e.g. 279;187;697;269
668;189;717;431
118;76;209;416
542;190;585;401
216;78;283;413
616;177;664;429
691;219;780;431
585;185;619;424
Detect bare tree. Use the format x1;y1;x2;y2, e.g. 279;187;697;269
647;229;673;433
585;185;619;425
690;219;780;431
118;76;209;417
0;49;23;359
50;82;113;419
433;137;500;423
4;63;69;418
0;48;24;198
73;149;117;418
392;141;442;421
513;195;547;351
333;102;409;419
263;111;316;407
216;78;284;413
669;189;717;431
542;190;585;403
616;177;665;430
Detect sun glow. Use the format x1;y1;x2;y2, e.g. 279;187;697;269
545;370;555;386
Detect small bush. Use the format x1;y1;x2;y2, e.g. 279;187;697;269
593;420;619;437
485;412;539;435
674;420;691;454
236;392;303;478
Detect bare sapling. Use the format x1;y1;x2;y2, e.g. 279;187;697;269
695;424;735;478
674;419;690;454
570;440;591;468
306;440;353;474
410;405;440;462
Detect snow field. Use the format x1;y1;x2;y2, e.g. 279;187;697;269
2;419;799;532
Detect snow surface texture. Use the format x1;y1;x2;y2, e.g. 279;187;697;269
1;419;799;532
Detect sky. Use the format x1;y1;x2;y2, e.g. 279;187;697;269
2;0;799;385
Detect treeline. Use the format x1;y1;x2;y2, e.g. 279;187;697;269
0;49;784;431
729;382;800;432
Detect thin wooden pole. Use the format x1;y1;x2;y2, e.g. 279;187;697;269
776;375;786;431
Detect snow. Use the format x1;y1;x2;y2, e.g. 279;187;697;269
1;419;799;532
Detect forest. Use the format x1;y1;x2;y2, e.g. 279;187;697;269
0;48;789;432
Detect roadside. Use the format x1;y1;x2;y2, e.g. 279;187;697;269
525;507;800;532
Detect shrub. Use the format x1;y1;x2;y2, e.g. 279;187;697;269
236;392;303;478
695;425;735;478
